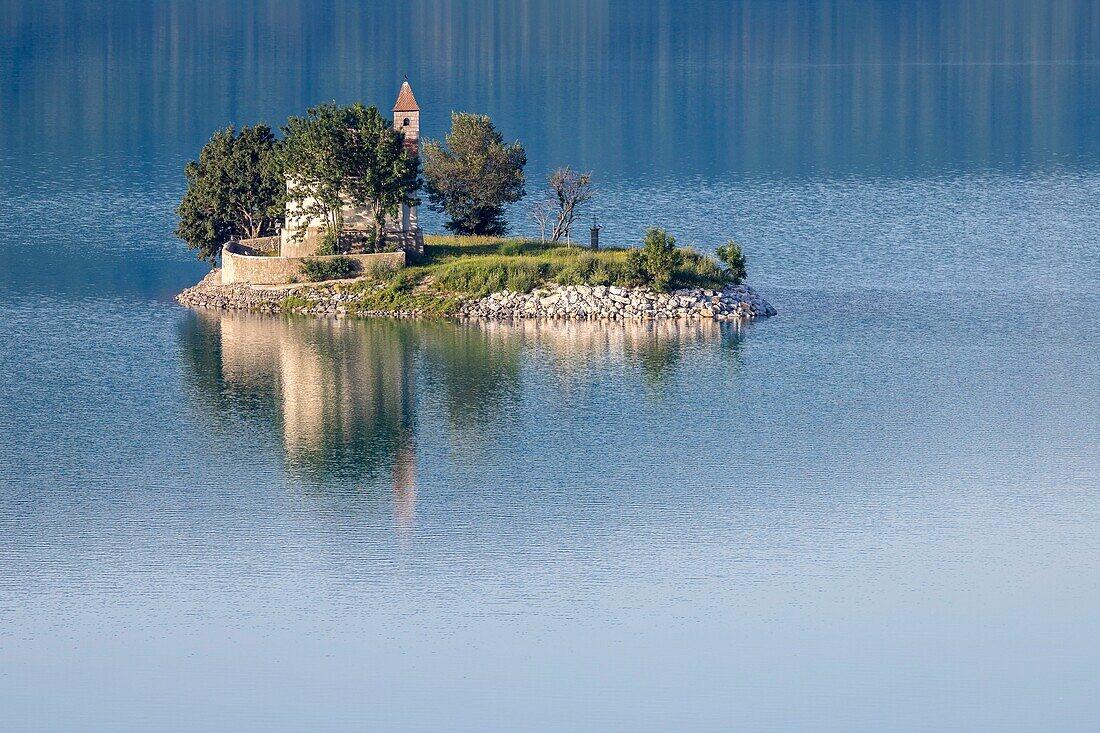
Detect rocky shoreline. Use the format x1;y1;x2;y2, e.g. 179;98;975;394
458;283;776;320
176;271;777;321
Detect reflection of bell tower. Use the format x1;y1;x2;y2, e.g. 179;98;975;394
392;439;417;534
393;78;420;232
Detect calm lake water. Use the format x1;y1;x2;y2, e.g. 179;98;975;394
2;2;1099;731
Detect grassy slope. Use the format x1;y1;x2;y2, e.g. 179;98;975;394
319;235;731;316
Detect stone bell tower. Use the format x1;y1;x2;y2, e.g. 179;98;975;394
393;78;420;232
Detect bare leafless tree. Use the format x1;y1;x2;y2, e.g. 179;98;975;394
546;167;594;243
528;196;555;241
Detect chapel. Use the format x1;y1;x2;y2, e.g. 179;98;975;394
279;79;423;258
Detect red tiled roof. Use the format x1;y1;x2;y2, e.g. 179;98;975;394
393;81;419;112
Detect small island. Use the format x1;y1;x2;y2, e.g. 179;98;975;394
176;80;776;322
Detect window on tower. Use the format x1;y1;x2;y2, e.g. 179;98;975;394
403;118;410;127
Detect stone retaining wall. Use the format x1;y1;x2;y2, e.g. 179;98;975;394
237;235;281;253
280;228;425;259
220;244;405;285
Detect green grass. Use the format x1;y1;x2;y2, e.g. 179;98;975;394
349;287;463;316
420;235;731;295
320;234;732;316
278;295;312;311
337;266;462;316
419;234;560;263
432;255;552;297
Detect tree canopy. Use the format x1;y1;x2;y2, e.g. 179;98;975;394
175;124;284;265
636;226;679;290
281;102;419;244
422;113;526;236
716;240;748;284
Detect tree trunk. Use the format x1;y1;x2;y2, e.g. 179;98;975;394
550;207;569;243
372;204;387;250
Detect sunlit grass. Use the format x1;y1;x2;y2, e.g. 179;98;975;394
277;295;312;311
330;235;731;313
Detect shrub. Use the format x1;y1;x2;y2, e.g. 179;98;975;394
506;270;537;292
715;240;748;284
314;228;339;256
348;288;461;316
433;256;547;297
361;230;379;253
620;250;649;288
498;240;524;256
590;263;613;286
553;253;591;286
551;252;617;287
391;269;419;291
675;248;729;289
300;255;358;282
640;227;679;290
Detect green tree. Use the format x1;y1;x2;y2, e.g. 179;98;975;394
281;102;419;244
175;124;284;265
422;112;526;235
715;240;748;284
344;104;420;243
640;226;679;290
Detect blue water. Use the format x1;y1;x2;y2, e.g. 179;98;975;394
2;2;1099;731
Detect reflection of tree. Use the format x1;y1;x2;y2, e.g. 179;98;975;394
19;3;1093;177
621;321;740;391
178;310;229;410
634;330;681;388
418;321;524;432
718;321;747;365
631;321;746;393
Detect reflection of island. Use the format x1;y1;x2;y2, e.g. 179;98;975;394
179;311;420;527
463;318;745;388
179;311;746;525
